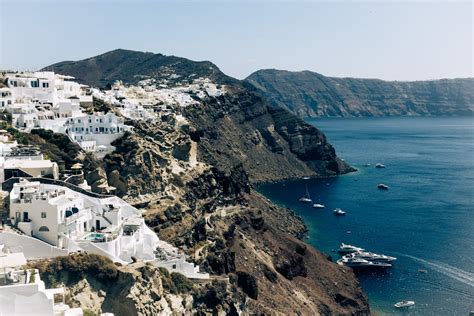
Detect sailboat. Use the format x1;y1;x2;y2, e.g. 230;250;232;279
299;178;312;203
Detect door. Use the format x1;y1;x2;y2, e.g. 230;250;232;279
96;220;101;230
23;212;28;222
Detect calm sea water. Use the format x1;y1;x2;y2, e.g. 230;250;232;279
258;117;474;315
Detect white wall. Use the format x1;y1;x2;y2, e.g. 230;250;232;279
0;233;68;259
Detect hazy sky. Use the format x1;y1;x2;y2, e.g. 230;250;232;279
0;0;472;80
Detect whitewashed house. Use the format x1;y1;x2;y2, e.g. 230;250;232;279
7;180;208;279
0;248;84;316
0;158;59;183
0;88;13;109
63;112;132;152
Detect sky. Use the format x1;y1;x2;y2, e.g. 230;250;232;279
0;0;472;81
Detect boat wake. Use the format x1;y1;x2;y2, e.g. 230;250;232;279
400;254;474;288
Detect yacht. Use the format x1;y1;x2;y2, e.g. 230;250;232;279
312;203;325;209
299;196;312;203
377;183;389;190
375;163;386;168
338;243;364;253
299;179;312;203
337;257;392;269
394;301;415;308
347;252;397;262
333;208;346;216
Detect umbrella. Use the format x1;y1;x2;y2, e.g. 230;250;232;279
71;163;83;169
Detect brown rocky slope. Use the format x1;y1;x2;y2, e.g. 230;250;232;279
38;50;370;315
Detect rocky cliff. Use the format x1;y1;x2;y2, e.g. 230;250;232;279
40;50;370;315
246;69;474;118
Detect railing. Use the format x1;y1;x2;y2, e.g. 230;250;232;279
2;177;113;199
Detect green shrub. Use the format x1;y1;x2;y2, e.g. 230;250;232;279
32;253;118;286
171;272;193;293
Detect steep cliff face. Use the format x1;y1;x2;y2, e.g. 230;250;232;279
41;50;370;315
184;87;353;183
246;69;474;118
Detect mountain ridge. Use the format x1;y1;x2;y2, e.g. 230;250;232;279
43;48;238;88
246;69;474;118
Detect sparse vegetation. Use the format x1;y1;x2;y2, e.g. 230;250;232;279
30;253;119;286
159;268;194;294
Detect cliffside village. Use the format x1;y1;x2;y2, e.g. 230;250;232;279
0;71;227;316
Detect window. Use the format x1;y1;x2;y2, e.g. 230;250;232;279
31;81;39;88
40;170;45;176
41;212;47;218
38;226;49;232
42;82;49;88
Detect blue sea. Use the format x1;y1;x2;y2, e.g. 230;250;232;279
258;117;474;315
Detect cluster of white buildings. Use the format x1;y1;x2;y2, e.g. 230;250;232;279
1;72;132;153
0;70;225;314
0;248;88;316
91;77;227;122
2;179;208;280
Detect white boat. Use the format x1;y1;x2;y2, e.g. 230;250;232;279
375;163;386;168
377;183;389;190
299;179;312;203
333;208;346;216
338;243;364;253
394;300;415;308
347;252;397;262
337;257;392;269
312;203;325;209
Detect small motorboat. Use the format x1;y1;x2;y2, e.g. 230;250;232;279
364;163;372;167
338;243;364;253
312;203;325;209
333;208;346;216
375;163;386;168
394;300;415;308
377;183;389;190
418;269;428;274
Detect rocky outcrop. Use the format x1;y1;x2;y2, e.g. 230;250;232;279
246;69;474;117
184;89;353;183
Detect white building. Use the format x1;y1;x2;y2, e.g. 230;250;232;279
0;247;84;316
4;72;92;133
7;180;208;279
0;158;59;182
0;88;13;109
63;112;132;152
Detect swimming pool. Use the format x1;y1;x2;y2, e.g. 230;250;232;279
82;233;105;241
